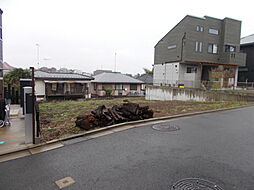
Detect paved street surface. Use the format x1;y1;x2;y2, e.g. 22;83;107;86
1;106;254;189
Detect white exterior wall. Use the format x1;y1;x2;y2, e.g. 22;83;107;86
154;62;202;88
179;64;202;88
146;86;206;101
153;62;180;86
35;80;46;100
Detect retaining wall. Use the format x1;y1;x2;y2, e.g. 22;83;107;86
145;86;254;102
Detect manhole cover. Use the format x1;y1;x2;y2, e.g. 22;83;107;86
171;178;223;190
152;123;179;132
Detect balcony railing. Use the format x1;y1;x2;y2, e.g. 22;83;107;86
221;52;246;66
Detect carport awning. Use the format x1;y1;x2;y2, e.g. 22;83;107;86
44;80;90;84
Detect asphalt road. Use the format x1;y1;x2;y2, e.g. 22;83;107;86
1;106;254;190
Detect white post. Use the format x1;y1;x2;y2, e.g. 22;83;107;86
234;66;239;89
24;87;33;144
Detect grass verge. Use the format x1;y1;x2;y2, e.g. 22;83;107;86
39;97;251;141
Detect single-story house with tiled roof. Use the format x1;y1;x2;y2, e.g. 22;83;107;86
35;70;94;100
136;73;153;90
91;72;143;97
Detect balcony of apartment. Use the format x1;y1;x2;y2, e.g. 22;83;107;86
221;52;246;66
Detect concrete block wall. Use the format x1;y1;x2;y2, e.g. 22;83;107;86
146;85;254;102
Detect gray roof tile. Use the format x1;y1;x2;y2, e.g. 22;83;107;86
241;34;254;45
92;72;143;84
35;70;93;80
136;74;153;84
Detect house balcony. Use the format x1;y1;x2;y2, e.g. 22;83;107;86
221;52;246;66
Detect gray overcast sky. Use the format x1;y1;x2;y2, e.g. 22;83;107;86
0;0;253;74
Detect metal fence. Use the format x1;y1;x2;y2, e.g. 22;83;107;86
237;82;254;90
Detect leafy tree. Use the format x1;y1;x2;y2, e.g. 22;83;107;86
104;88;112;97
143;68;153;74
4;68;31;89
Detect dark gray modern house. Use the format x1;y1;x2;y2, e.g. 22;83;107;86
0;9;3;98
238;34;254;82
153;15;246;88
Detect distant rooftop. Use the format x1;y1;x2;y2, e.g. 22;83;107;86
136;74;153;84
241;34;254;45
35;70;93;80
93;69;113;76
3;62;16;70
92;72;143;84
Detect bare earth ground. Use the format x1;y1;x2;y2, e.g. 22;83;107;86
39;97;250;141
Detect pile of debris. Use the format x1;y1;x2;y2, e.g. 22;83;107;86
75;101;154;130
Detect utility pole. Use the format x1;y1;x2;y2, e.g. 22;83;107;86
114;52;117;72
36;44;40;69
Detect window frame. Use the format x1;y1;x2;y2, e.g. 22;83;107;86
195;41;203;52
208;28;219;35
130;84;138;90
115;84;123;90
187;67;192;73
225;45;236;52
167;44;177;50
196;25;204;32
208;43;218;54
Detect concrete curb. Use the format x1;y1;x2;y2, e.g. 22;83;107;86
0;104;253;162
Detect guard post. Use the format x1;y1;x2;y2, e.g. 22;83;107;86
24;87;33;144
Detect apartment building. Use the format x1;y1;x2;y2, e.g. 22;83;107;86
153;15;246;88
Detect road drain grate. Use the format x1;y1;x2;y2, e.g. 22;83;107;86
152;123;180;132
171;178;223;190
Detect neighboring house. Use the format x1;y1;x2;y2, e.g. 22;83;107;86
59;68;69;73
3;62;16;74
91;72;143;97
93;69;113;76
34;70;94;100
39;67;57;73
238;34;254;82
0;9;3;98
136;73;153;90
153;15;246;88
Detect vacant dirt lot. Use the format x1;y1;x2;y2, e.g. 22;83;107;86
39;97;249;141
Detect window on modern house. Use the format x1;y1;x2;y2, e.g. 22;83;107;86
208;43;218;54
208;28;219;35
130;84;137;90
187;67;192;73
195;41;203;52
196;26;204;32
199;42;203;52
115;84;123;90
186;67;197;73
195;41;199;52
225;45;236;52
167;45;176;49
